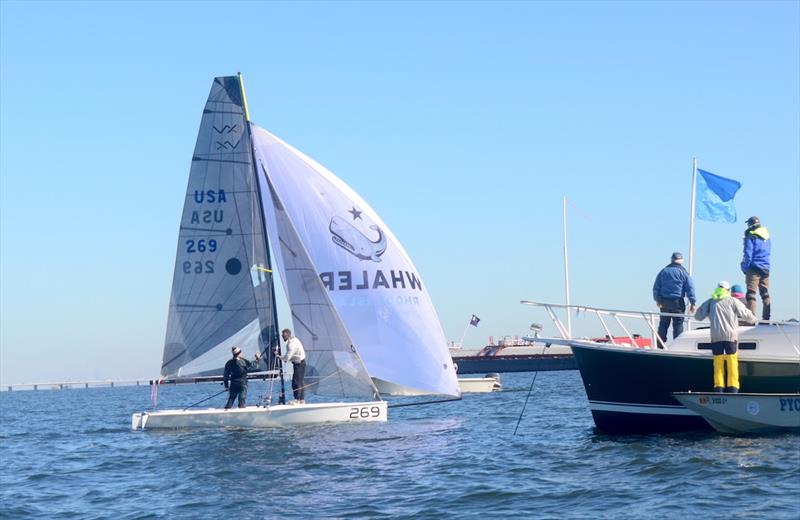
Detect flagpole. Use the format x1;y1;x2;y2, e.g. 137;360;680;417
563;195;572;338
458;319;471;347
688;157;697;276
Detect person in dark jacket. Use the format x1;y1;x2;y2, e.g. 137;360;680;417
223;346;261;409
741;216;771;320
652;252;697;347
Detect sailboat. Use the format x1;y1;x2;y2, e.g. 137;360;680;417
131;74;459;430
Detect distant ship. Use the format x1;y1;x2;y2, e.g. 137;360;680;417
449;334;653;374
449;335;576;374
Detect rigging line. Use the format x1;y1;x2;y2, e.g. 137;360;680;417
260;359;373;401
183;389;228;411
388;397;462;409
513;344;550;436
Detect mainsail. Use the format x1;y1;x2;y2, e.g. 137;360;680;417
251;126;460;397
161;76;279;377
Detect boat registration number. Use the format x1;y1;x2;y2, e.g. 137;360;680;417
349;406;383;419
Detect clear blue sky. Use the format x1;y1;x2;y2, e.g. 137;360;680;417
1;1;798;385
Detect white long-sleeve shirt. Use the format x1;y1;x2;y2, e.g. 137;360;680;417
280;337;306;364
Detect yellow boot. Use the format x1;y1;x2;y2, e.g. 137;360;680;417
725;352;740;393
713;355;725;392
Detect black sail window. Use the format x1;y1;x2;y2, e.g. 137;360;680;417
697;342;757;350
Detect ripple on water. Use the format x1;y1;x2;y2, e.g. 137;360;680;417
1;374;798;519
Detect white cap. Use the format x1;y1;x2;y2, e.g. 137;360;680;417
718;281;731;290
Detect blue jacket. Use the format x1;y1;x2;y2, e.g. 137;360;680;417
741;225;771;273
653;263;696;304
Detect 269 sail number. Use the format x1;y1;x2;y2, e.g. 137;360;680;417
349;406;382;419
186;239;217;253
183;260;214;274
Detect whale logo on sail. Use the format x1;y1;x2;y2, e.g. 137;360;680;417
329;215;386;262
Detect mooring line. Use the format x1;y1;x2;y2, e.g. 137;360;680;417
388;397;462;409
513;372;539;435
183;389;228;411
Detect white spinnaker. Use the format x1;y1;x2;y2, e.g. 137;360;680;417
256;155;379;400
251;125;459;397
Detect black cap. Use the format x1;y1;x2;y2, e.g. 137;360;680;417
746;216;760;226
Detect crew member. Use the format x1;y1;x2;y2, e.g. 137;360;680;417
223;346;261;409
652;252;697;347
695;281;756;393
741;216;771;320
276;328;307;405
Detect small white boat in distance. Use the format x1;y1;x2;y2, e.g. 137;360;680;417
373;375;500;396
672;392;800;434
132;401;388;430
457;376;501;393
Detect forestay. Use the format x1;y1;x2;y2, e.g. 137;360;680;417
161;77;280;377
251;126;459;397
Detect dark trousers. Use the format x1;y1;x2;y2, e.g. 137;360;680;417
745;267;770;320
225;382;247;409
292;360;306;401
710;341;738;356
657;298;686;346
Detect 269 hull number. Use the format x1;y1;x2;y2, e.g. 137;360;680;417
349;406;383;419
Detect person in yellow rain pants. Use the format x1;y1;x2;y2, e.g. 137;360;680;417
695;281;757;392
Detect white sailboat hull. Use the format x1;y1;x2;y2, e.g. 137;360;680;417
131;401;387;430
673;392;800;434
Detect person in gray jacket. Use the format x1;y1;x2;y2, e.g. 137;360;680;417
694;281;757;393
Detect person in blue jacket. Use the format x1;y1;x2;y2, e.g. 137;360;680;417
741;216;771;320
652;252;697;347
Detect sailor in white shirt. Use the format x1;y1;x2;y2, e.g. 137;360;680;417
277;328;307;404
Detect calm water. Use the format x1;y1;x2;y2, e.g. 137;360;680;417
1;371;798;519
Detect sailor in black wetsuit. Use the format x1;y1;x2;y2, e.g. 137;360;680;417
223;346;261;409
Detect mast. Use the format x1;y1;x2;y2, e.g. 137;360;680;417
562;195;572;338
238;73;286;405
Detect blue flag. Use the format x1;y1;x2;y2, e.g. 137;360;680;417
695;169;742;223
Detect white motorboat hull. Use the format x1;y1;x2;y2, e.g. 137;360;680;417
372;376;499;396
457;376;501;393
672;392;800;434
131;401;388;430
